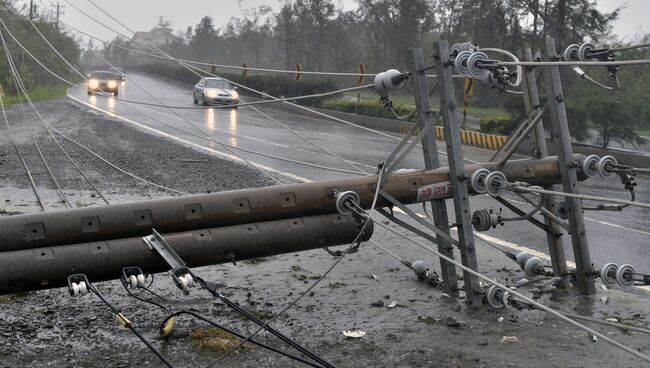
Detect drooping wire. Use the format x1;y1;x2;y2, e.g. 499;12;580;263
608;42;650;53
0;25;110;205
60;22;479;166
80;47;364;178
23;13;284;185
370;214;650;363
59;19;426;79
32;136;73;208
0;95;45;211
0;18;190;194
495;59;650;67
85;282;176;368
206;167;385;367
66;3;370;177
118;280;327;368
507;183;650;210
4;20;363;181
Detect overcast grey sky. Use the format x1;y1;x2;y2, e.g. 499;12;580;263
59;0;647;43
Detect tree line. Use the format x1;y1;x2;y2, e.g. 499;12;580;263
142;0;619;73
0;2;80;94
122;0;644;147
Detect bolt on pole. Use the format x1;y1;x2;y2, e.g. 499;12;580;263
433;40;482;305
409;47;458;295
521;48;569;289
542;38;595;295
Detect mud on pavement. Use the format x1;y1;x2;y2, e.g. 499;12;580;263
1;98;650;368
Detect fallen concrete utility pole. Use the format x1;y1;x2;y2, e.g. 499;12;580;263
0;214;370;294
0;155;587;253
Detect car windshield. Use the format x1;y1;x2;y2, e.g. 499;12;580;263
90;72;115;80
204;79;231;89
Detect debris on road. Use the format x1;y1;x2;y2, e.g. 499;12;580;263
343;330;366;339
500;336;519;344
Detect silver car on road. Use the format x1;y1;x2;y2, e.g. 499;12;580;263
193;77;239;106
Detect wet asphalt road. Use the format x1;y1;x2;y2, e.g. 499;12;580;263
67;73;650;273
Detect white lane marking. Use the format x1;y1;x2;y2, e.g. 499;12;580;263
390;207;574;265
506;197;650;237
66;94;312;183
113;98;377;170
584;218;650;236
69;92;648;291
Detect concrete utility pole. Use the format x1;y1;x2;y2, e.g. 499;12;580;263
542;38;595;295
0;156;588;295
0;214;370;294
521;48;569;289
433;40;482;305
0;156;583;254
29;0;34;20
54;2;63;29
409;47;458;295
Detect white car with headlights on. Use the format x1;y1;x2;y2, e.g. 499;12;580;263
87;71;119;96
193;77;239;106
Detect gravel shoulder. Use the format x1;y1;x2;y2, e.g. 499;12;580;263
1;98;650;368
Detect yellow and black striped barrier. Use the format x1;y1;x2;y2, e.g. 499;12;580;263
399;123;507;151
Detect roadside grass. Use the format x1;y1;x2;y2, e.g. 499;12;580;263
0;295;17;304
340;91;509;119
2;85;68;106
636;129;650;137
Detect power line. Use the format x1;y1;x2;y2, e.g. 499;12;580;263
371;219;650;363
65;2;370;176
32;136;73;208
507;184;650;210
7;17;367;180
60;20;477;165
0;96;45;211
0;28;110;205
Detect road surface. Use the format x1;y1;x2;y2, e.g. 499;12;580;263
66;73;650;272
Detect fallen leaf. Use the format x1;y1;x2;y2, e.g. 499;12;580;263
343;330;366;338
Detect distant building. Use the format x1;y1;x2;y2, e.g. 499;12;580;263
130;17;178;50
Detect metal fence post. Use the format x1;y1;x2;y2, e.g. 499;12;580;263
542;38;595;295
433;41;482;305
409;48;458;295
521;48;570;289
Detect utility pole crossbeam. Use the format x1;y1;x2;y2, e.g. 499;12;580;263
542;38;595;295
433;41;482;305
521;48;569;289
409;48;458;295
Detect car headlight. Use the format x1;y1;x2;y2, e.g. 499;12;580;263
88;79;99;89
107;80;117;89
205;90;217;98
231;90;239;98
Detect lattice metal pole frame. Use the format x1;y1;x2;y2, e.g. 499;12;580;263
409;48;458;295
521;48;570;289
542;38;595;295
433;41;482;305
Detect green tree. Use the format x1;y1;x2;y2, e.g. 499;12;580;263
589;99;642;149
189;16;219;62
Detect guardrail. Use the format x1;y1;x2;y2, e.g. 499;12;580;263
399;123;508;150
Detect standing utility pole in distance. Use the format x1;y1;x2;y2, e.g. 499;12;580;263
521;48;569;289
433;41;482;305
409;48;458;296
542;38;595;295
54;2;64;29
